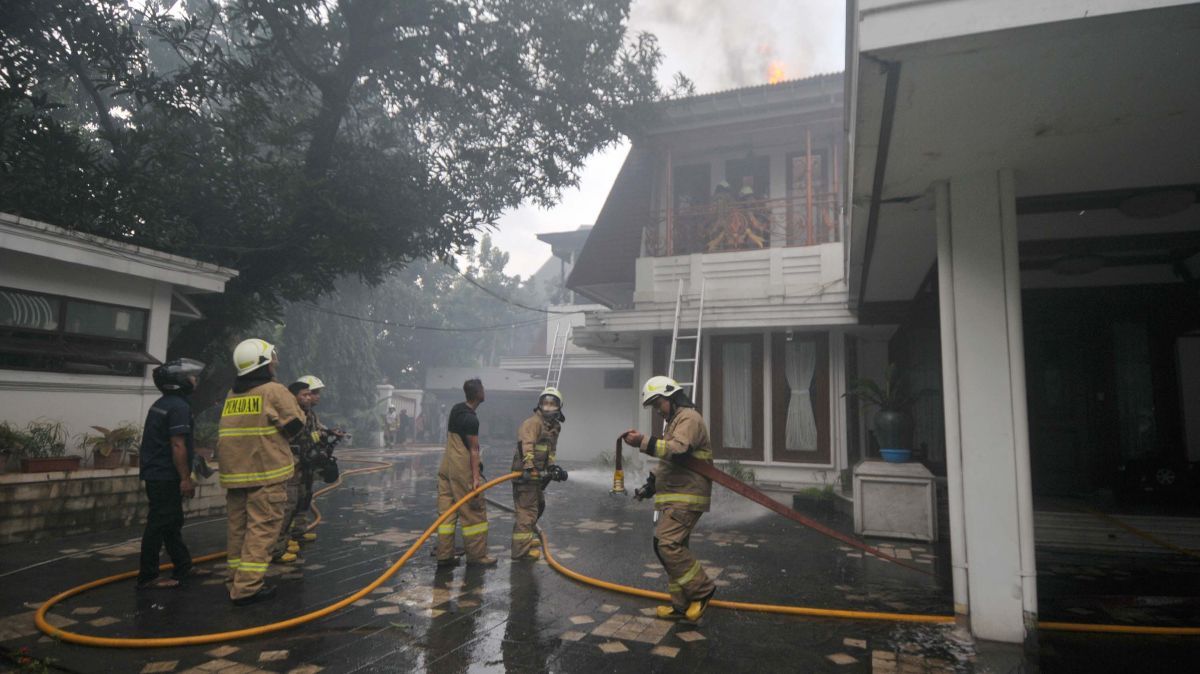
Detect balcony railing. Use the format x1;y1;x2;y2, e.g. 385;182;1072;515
643;192;840;257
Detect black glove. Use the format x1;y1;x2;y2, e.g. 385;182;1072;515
633;473;656;501
192;455;214;479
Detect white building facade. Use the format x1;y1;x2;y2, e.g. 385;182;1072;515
846;0;1200;644
0;212;237;450
567;75;887;495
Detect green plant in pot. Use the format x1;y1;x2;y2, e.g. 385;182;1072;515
18;420;79;472
0;422;30;473
845;364;930;463
81;424;141;469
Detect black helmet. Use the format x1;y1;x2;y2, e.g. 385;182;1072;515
153;358;205;395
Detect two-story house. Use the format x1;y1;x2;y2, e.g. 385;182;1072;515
565;74;885;494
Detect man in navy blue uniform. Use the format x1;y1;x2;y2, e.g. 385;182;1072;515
137;358;211;589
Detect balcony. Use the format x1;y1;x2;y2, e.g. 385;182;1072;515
643;192;841;258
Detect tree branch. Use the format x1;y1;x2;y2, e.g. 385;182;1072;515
66;52;126;165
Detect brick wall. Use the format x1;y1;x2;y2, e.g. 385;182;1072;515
0;468;225;545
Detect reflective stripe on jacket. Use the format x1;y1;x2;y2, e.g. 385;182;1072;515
217;381;304;488
640;406;713;512
511;413;559;472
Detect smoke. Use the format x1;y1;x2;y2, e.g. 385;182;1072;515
564;466;772;525
629;0;845;91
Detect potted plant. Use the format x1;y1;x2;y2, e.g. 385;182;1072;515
0;422;28;473
81;424;141;469
845;364;932;463
19;421;80;472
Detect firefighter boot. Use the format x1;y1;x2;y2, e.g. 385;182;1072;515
656;605;686;620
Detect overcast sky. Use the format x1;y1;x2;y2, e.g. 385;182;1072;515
489;0;846;278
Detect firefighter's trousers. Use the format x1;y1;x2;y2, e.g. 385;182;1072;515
654;507;716;610
436;470;489;561
511;482;545;558
291;466;314;534
226;481;287;600
270;466;301;558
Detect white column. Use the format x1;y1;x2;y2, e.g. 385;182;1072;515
940;170;1037;643
637;335;654;432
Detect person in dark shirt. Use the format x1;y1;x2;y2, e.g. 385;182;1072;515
435;379;495;566
137;358;211;589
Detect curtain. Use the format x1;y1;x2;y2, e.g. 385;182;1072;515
721;342;753;448
784;340;818;451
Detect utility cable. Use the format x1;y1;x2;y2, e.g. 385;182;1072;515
449;266;579;315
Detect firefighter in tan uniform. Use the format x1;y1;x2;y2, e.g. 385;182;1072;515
510;387;564;560
622;376;717;623
435;378;497;567
218;338;306;606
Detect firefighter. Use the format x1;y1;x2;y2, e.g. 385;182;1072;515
510;387;564;560
291;375;337;542
268;375;326;562
218;338;306;606
435;378;497;567
622;375;717;623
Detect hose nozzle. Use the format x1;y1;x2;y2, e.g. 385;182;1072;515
611;469;626;495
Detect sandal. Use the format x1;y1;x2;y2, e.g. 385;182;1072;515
177;567;214;579
137;578;181;590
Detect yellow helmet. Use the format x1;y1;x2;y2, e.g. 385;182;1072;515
640;375;681;406
295;375;325;391
232;338;277;376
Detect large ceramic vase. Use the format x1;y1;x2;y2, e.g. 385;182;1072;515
873;408;913;462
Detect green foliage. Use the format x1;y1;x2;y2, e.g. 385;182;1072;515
0;0;683;405
844;363;935;412
0;422;28;452
79;423;141;457
193;419;219;449
19;421;69;458
718;459;756;485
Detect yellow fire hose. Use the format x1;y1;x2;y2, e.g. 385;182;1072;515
32;460;1200;647
35;465;522;648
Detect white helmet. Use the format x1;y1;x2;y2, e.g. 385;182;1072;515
539;386;563;407
641;375;682;406
233;338;277;376
295;375;325;391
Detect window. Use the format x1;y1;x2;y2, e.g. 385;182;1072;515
0;286;156;377
771;333;830;463
710;335;763;461
604;369;634;389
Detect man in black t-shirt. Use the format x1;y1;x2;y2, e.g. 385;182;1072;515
435;378;496;566
137;358;212;589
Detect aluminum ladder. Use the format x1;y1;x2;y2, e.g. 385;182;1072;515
545;321;572;390
666;277;706;397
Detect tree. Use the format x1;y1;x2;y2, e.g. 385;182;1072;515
0;0;686;405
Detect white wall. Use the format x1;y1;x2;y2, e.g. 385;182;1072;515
0;249;173;455
554;367;638;462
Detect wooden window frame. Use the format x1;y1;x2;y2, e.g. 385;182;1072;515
771;332;831;464
710;334;764;461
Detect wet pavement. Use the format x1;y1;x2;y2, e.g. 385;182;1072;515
1;447;1198;673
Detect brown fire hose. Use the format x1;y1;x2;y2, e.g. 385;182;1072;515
614;434;935;577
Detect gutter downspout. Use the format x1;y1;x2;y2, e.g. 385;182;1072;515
998;169;1039;640
934;182;970;633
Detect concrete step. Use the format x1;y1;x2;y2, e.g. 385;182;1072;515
1034;510;1200;555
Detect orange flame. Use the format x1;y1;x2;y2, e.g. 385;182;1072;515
767;61;787;85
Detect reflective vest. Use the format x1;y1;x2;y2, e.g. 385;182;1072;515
217;381;304;488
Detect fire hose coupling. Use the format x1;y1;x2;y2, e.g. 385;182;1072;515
545;464;568;482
